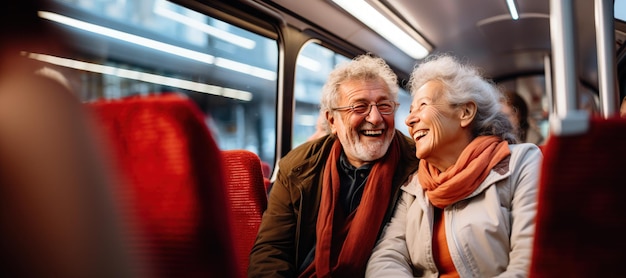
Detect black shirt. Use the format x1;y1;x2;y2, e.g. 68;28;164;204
338;152;373;214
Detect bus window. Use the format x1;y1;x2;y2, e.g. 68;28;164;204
37;0;278;166
293;42;349;147
616;0;626;22
293;42;412;147
395;88;412;137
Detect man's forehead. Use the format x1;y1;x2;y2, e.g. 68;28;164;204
338;79;390;99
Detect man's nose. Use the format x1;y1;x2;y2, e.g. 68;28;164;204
366;105;384;124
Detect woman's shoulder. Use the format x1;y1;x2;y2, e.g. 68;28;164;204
400;173;422;196
509;142;540;151
508;143;542;162
505;143;543;183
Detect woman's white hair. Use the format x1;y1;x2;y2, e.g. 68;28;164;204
409;54;517;143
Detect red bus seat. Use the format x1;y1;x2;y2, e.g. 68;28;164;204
530;117;626;277
88;93;238;278
0;71;134;277
222;149;268;278
260;161;273;193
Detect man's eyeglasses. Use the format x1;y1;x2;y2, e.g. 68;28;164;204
331;100;398;115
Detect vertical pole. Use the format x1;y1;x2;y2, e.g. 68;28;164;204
549;0;589;135
544;54;553;117
595;0;619;117
550;0;577;118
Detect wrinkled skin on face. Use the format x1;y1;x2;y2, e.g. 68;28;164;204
327;78;396;168
405;80;475;172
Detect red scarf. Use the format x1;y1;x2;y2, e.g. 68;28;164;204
419;136;510;208
300;137;400;277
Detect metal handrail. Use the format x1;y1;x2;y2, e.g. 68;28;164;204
549;0;589;136
595;0;619;118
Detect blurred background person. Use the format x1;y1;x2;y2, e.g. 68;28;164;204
501;90;531;143
307;112;330;142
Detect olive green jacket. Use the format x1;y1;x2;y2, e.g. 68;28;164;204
248;130;419;277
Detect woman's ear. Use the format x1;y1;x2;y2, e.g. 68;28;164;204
459;102;477;128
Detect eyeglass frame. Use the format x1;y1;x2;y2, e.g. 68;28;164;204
331;100;399;115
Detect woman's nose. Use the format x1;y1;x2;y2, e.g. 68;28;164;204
405;111;417;127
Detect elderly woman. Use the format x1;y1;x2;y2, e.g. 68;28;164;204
366;55;542;277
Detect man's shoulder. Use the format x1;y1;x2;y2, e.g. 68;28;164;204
279;135;334;167
395;130;414;146
393;130;420;177
395;130;417;156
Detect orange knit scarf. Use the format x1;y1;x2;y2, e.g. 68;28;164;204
300;137;399;278
418;136;510;208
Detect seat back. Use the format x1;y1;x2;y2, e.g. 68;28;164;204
221;149;268;278
88;93;238;278
530;117;626;277
260;161;273;193
0;70;134;278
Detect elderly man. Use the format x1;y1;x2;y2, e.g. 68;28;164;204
248;54;419;277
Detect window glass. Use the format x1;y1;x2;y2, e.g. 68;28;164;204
293;42;349;147
39;0;278;166
293;42;411;148
616;0;626;21
394;89;412;137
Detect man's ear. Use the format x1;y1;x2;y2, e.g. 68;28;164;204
459;102;477;128
326;111;337;134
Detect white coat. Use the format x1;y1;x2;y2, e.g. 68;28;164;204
366;143;542;278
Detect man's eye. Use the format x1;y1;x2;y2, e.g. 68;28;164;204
378;104;393;112
352;103;368;112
